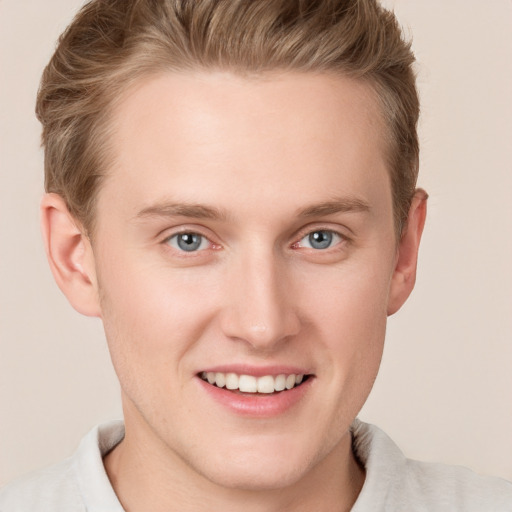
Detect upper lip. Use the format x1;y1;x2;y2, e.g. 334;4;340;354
197;364;313;377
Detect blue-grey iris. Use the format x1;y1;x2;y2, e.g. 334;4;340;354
309;231;332;250
177;233;202;251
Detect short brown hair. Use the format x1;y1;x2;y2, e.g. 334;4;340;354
36;0;419;235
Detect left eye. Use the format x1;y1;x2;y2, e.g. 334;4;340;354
166;232;210;252
297;230;342;250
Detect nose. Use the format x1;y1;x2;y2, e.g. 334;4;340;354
219;248;301;351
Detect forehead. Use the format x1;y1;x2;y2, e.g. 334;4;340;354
99;70;390;221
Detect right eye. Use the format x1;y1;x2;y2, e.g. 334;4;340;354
165;232;210;252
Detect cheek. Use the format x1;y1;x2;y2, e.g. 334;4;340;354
99;246;215;327
287;259;391;462
96;256;221;390
303;256;392;397
306;255;392;340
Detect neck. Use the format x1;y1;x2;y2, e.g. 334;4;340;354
104;415;365;512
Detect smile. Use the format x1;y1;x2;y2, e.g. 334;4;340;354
200;372;308;394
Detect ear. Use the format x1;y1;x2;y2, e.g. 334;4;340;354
40;193;101;317
387;189;428;316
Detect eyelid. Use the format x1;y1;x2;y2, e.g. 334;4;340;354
160;224;213;241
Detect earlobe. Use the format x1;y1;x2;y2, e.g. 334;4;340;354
387;189;428;316
40;193;101;317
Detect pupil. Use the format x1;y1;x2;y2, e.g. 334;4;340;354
309;231;332;250
178;233;201;251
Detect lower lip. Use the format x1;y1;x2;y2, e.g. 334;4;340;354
197;376;313;418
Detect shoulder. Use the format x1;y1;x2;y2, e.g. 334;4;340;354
401;458;512;511
351;420;512;512
0;457;84;512
0;420;124;512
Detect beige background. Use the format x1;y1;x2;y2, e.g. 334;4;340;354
1;0;511;486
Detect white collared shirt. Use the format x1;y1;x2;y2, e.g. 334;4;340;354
1;419;511;511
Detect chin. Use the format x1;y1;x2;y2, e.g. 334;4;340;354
188;436;321;492
203;457;311;492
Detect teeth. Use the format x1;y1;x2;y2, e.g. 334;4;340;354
275;374;286;392
225;373;239;390
239;375;258;392
215;372;226;388
257;375;275;394
200;372;306;393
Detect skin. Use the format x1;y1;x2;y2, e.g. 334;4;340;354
41;71;426;512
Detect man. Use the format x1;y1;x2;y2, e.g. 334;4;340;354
1;0;511;510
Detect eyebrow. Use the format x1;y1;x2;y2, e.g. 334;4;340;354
134;196;370;222
296;197;371;218
134;202;229;221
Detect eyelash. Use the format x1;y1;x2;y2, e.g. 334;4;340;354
162;226;349;256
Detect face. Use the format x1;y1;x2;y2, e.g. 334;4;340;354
89;71;400;489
